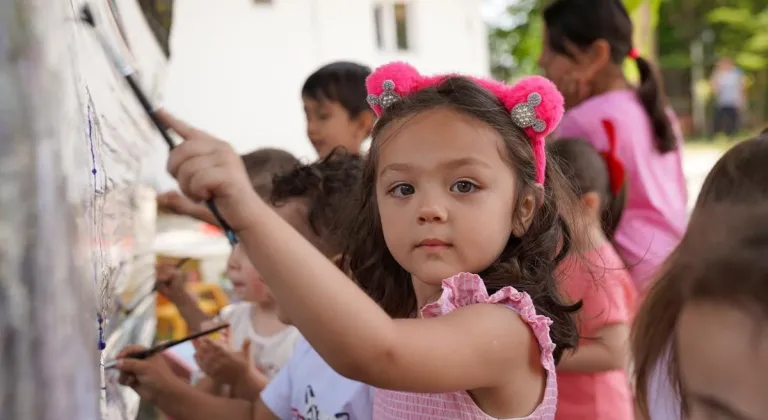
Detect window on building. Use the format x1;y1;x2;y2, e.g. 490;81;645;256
373;5;385;49
393;3;409;51
374;1;412;52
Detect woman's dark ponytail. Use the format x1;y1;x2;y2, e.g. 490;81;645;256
635;56;677;153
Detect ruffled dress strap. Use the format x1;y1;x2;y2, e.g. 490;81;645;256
419;272;558;418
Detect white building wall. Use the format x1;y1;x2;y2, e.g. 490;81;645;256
155;0;488;189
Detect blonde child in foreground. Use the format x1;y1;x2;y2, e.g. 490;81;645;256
155;148;300;392
120;62;583;418
548;131;636;420
117;152;372;420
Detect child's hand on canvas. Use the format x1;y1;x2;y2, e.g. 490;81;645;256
116;345;184;403
193;337;251;386
159;110;260;234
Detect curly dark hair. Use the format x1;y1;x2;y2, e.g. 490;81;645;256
270;149;363;257
342;77;582;363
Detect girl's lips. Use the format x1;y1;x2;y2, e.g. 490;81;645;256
416;238;452;248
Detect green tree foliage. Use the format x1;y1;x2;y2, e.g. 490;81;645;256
488;0;657;81
488;0;542;81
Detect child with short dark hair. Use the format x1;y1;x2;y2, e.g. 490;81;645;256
548;126;637;420
116;151;372;420
301;61;374;157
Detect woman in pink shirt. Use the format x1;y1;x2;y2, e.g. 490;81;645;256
539;0;688;290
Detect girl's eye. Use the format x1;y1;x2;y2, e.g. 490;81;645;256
451;180;477;194
390;183;415;197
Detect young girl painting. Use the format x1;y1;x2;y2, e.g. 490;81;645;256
119;62;581;419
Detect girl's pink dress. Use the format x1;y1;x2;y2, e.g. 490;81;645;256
373;273;558;419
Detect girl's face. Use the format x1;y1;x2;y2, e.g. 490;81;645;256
375;108;536;296
538;28;604;108
226;244;273;305
676;301;768;420
538;30;577;85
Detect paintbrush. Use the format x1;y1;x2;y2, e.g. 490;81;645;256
121;257;191;316
78;4;238;246
103;322;229;369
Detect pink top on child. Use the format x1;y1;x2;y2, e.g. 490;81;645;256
555;243;637;420
554;90;688;289
372;273;558;420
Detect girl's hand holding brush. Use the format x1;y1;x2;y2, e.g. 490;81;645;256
116;345;183;403
159;110;262;236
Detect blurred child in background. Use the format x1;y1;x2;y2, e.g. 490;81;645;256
116;151;373;420
154;147;300;392
156;148;298;225
302;61;375;157
548;123;636;420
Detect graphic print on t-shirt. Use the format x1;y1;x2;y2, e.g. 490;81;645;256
290;385;350;420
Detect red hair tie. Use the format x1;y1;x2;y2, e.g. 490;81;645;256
628;48;640;60
600;119;625;196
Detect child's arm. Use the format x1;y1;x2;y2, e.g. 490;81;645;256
156;380;277;420
224;193;530;392
165;111;536;393
158;190;218;226
557;323;630;372
231;367;270;400
156;263;211;334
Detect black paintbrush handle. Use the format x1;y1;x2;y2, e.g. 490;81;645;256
123;74;238;245
124;75;175;149
104;323;229;369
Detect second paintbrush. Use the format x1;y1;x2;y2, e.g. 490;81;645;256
104;322;229;369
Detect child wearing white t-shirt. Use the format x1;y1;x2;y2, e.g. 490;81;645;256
116;151;372;420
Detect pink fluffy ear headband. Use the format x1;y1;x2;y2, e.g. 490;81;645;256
365;62;564;184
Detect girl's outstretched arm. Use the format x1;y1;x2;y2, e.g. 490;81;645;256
164;111;534;393
237;194;533;392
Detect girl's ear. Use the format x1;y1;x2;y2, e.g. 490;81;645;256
355;110;376;140
512;185;543;237
583;39;612;80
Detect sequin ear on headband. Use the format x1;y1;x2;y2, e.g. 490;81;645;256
365;62;427;116
485;75;564;183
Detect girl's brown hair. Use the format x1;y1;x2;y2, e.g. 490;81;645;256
342;77;581;363
632;133;768;418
